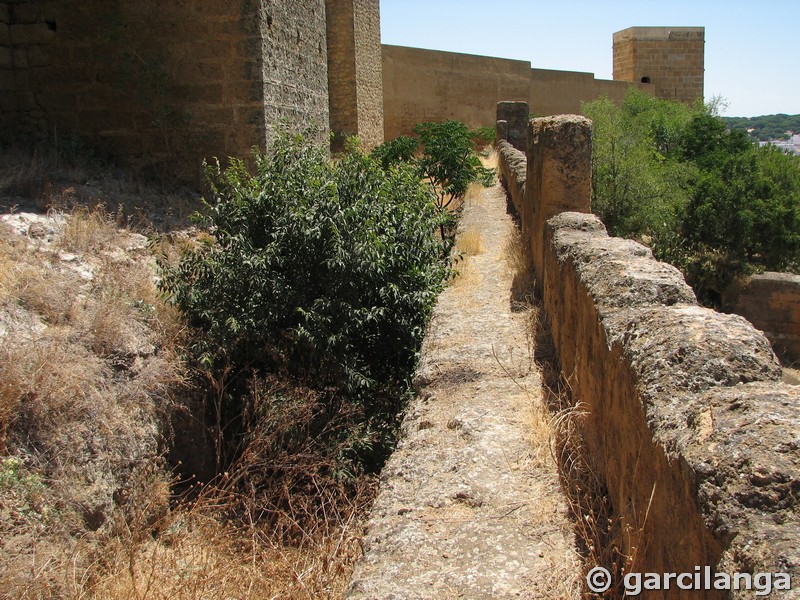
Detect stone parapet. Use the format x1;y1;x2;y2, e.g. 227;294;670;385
497;124;800;597
496;139;525;215
496;101;528;152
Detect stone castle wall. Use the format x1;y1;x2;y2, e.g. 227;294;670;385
498;116;799;596
325;0;383;150
261;0;330;146
3;7;704;180
613;27;705;104
381;44;530;141
0;0;329;181
382;44;644;140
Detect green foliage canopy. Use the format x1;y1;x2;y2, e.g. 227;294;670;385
584;89;800;304
723;114;800;142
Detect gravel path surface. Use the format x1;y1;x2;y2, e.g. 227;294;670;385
345;177;581;599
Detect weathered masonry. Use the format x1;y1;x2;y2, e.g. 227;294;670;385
0;0;382;180
497;112;799;598
613;26;705;103
2;3;702;181
381;26;705;139
722;272;800;364
325;0;383;151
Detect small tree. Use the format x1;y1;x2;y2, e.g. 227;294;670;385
413;120;494;210
680;117;800;299
585;89;800;306
583;90;695;241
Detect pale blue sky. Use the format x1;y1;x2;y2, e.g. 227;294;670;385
379;0;798;117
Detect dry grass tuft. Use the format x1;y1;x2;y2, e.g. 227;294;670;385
450;256;482;290
527;298;636;597
0;207;192;598
1;167;374;598
86;491;369;600
80;373;377;600
501;214;633;596
57;205;121;253
14;262;82;324
456;226;484;256
464;181;486;205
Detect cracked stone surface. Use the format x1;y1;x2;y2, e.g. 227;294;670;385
345;173;580;599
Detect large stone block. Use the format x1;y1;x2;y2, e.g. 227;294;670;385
9;23;53;45
525;114;592;287
496;100;528;151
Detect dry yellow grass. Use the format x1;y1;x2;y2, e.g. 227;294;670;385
0;206;187;598
455;226;484;256
84;487;368;600
502;222;535;308
450;256;482;290
57;204;121;253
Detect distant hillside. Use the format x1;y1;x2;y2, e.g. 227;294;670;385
723;114;800;141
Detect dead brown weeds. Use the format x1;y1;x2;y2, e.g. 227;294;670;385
1;203;375;599
533;303;638;598
57;204;121;254
455;225;484;256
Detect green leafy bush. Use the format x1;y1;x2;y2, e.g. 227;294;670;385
158;132;454;470
680;115;800;297
470;125;496;149
583;90;695;241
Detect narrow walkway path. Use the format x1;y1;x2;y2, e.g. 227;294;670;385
346;175;580;599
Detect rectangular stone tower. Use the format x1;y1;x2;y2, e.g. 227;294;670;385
325;0;383;150
613;27;705;104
